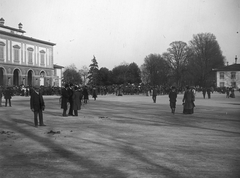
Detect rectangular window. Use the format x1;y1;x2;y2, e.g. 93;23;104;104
14;48;19;62
231;72;236;79
231;82;236;88
220;82;224;87
28;51;33;64
0;42;5;60
0;46;3;60
220;72;224;79
40;53;45;65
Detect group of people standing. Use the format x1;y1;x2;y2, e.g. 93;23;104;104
61;84;95;117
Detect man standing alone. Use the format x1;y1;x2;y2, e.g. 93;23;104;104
152;86;157;103
30;87;45;127
0;86;3;107
4;87;12;107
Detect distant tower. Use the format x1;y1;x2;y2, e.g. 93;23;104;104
235;55;237;64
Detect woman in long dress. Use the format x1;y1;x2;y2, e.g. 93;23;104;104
182;86;195;114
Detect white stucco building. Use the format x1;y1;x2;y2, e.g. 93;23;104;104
213;61;240;89
0;18;63;87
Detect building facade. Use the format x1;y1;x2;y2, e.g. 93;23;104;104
0;18;57;87
214;63;240;89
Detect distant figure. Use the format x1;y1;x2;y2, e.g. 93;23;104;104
68;83;74;116
202;88;206;99
152;86;157;103
182;86;195;114
92;87;97;100
169;86;177;114
30;87;45;127
82;86;89;104
72;86;82;116
61;84;69;117
4;87;12;107
0;87;3;107
207;88;211;99
226;87;230;98
229;88;235;98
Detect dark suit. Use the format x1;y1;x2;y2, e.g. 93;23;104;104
61;87;69;116
30;89;45;126
4;88;12;107
68;87;74;116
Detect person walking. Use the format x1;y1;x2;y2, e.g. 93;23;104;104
92;86;97;100
82;86;89;104
202;88;206;99
68;83;74;116
226;87;230;98
61;84;69;117
182;86;195;114
229;88;235;98
72;86;83;116
207;88;211;99
30;87;45;127
4;87;12;107
169;86;177;114
152;86;157;103
0;86;3;107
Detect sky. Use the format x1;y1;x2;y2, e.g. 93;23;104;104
0;0;240;70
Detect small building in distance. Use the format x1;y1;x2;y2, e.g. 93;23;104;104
213;56;240;89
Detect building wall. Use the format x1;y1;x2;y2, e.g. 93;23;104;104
52;68;62;87
0;33;54;87
216;71;240;88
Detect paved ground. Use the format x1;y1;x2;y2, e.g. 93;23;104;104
0;92;240;178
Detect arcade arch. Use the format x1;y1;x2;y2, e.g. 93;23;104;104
13;69;20;86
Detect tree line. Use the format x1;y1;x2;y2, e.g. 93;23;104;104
62;32;225;88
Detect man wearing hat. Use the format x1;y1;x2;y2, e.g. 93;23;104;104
61;84;69;116
30;87;46;127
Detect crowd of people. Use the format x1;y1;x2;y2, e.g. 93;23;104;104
0;83;238;127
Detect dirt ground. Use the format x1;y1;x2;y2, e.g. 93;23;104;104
0;92;240;178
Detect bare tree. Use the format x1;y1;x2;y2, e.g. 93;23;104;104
188;33;225;87
142;54;169;86
162;41;190;87
79;65;89;85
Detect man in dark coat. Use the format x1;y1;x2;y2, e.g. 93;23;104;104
152;86;157;103
0;86;3;107
61;84;69;117
30;87;45;127
82;86;89;104
68;83;74;116
169;86;177;114
4;87;12;107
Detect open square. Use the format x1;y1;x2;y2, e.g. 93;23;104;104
1;92;240;178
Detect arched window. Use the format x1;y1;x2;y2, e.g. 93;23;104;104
0;41;5;60
13;45;20;63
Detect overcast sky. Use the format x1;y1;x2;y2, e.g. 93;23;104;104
1;0;239;70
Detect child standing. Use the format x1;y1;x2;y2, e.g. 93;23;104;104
169;86;177;114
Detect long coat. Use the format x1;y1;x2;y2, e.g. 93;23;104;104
72;90;82;110
30;90;45;112
61;88;69;110
82;88;89;100
4;88;12;99
182;90;195;110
